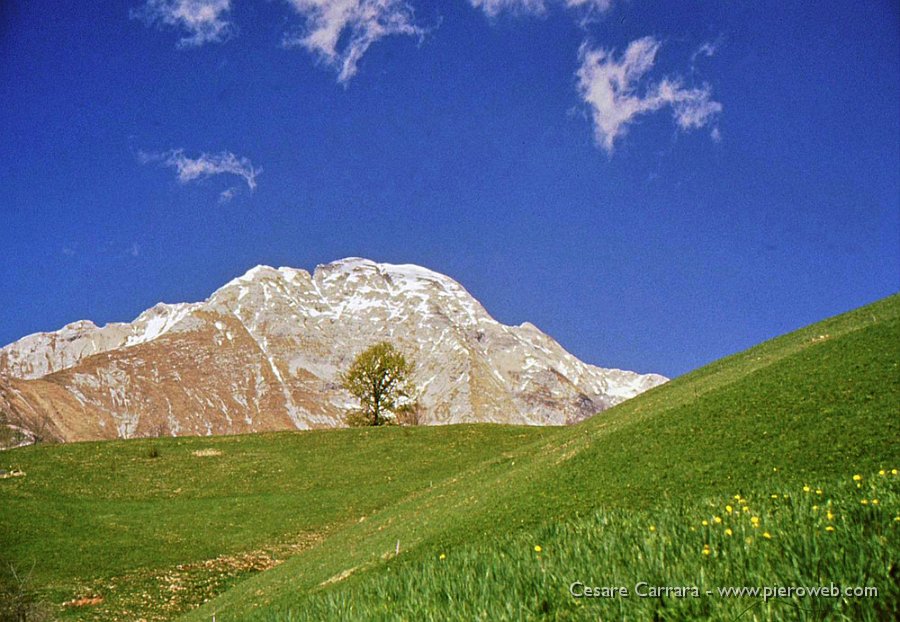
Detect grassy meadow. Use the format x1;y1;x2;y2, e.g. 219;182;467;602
277;471;900;621
1;294;898;621
0;426;552;620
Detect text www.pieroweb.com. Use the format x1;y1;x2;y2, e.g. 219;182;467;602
569;581;878;603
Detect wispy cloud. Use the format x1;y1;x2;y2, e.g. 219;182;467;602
564;0;611;9
690;38;722;74
132;0;233;48
468;0;612;18
219;186;239;203
129;3;723;153
469;0;547;16
576;36;722;153
282;0;426;84
141;149;261;192
691;41;718;63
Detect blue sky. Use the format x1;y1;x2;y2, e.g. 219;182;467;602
1;0;897;378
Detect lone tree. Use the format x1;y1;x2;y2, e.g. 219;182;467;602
341;342;415;427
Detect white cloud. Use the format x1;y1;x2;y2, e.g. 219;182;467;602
692;41;718;62
690;39;721;74
141;149;261;192
132;0;233;47
219;187;239;203
468;0;611;18
469;0;547;16
576;36;722;153
282;0;425;84
563;0;612;13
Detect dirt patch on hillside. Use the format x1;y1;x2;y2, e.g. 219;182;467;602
191;448;222;457
62;532;323;622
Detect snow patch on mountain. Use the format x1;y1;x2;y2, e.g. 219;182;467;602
0;259;667;438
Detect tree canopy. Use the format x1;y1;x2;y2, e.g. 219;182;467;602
341;342;416;426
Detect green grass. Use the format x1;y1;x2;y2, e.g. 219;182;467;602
0;425;552;620
1;294;898;621
277;471;900;621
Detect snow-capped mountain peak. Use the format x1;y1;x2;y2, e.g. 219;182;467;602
0;259;666;442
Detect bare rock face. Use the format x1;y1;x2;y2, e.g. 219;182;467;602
0;259;667;443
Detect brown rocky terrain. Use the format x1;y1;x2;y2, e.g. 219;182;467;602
0;259;666;444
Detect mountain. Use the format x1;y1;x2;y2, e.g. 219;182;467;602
0;259;666;443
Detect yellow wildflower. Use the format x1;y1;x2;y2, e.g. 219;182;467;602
853;474;862;481
826;511;835;521
825;526;835;532
812;505;819;512
439;553;446;560
771;494;779;499
702;545;711;556
803;485;811;493
879;469;886;476
724;528;733;536
702;520;709;526
734;494;741;500
872;499;879;505
743;506;750;513
762;532;772;539
750;516;760;525
816;489;823;495
713;516;722;524
861;499;869;505
892;469;898;476
534;545;542;553
649;525;656;532
725;504;733;513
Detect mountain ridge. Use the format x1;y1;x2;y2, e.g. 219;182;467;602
0;259;666;443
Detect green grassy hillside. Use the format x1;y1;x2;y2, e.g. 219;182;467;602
1;295;898;621
182;294;900;621
280;471;900;621
0;425;552;620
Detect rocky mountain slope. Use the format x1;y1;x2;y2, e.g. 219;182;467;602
0;259;666;443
